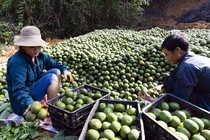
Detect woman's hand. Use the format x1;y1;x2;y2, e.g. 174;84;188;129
23;104;31;116
64;70;74;83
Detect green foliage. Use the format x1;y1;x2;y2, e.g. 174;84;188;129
0;22;20;54
0;0;13;14
0;22;20;44
0;122;43;140
0;0;150;39
61;0;150;36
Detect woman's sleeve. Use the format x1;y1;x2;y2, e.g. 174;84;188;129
8;62;34;115
42;52;68;74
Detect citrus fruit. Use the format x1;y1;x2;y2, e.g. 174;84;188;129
173;110;187;122
201;129;210;140
168;127;176;133
93;92;102;99
113;136;123;140
120;125;131;139
25;110;36;121
168;101;180;111
76;98;84;105
191;117;204;131
106;104;115;110
183;119;199;134
107;112;118;122
180;109;191;119
86;129;100;140
128;129;140;140
84;96;94;104
103;129;115;140
80;88;89;95
201;118;210;129
65;89;75;98
103;107;113;115
170;115;181;128
175;132;189;140
116;112;124;120
0;101;4;106
177;126;191;138
151;108;161;118
121;115;133;126
37;108;48;120
66;104;74;112
157;120;168;128
191;134;206;140
30;101;42;114
74;103;83;110
158;101;169;111
115;103;125;112
130;125;139;130
77;94;85;100
63;97;74;105
99;103;106;111
55;101;66;109
131;115;138;123
110;121;121;133
147;112;156;119
102;121;111;130
89;118;102;130
88;92;95;98
95;112;106;122
159;110;172;123
127;107;137;116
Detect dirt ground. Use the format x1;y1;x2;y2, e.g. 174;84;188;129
140;0;210;29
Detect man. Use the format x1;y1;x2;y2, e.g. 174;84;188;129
141;31;210;111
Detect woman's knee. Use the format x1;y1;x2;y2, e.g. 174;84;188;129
51;73;59;83
56;69;61;77
47;68;61;76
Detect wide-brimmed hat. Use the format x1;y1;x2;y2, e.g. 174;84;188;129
14;26;48;47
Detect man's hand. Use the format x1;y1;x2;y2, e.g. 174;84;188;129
139;90;155;102
152;84;163;92
64;70;74;83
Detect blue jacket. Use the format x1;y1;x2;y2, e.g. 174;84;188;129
173;52;210;111
6;48;68;116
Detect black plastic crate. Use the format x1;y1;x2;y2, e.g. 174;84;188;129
47;84;110;136
79;99;145;140
142;93;210;140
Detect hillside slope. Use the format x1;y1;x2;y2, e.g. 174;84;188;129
141;0;210;29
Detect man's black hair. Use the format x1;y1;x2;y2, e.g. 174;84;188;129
161;31;189;52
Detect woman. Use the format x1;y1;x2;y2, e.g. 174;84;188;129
6;26;74;116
